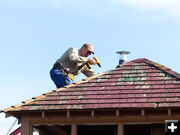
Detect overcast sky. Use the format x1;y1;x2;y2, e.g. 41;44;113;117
1;0;180;134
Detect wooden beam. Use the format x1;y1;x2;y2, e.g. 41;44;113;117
29;114;180;124
71;124;77;135
18;119;21;125
5;113;13;118
117;123;124;135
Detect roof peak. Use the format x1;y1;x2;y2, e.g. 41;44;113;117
117;58;180;80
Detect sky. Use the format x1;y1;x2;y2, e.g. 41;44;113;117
1;0;180;134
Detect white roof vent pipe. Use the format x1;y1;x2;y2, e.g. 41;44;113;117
116;51;130;65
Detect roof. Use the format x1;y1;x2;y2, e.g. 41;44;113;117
2;58;180;113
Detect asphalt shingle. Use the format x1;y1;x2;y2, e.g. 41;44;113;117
3;58;180;112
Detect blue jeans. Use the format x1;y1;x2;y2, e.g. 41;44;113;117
50;68;71;88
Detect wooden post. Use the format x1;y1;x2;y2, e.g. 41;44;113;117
41;112;45;118
21;115;32;135
117;123;124;135
168;108;171;116
67;110;70;118
141;109;145;116
71;124;77;135
116;109;120;117
91;110;94;117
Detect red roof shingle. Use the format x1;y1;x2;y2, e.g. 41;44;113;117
3;58;180;112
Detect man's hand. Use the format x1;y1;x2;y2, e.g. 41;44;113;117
88;58;96;65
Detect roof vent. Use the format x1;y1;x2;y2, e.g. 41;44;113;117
116;51;130;64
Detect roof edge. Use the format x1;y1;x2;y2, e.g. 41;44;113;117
1;72;107;114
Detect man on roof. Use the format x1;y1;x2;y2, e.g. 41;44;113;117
50;43;96;88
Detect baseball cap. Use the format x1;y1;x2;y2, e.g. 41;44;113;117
84;43;94;54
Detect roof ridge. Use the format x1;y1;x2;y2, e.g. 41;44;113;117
130;58;180;80
1;72;107;113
